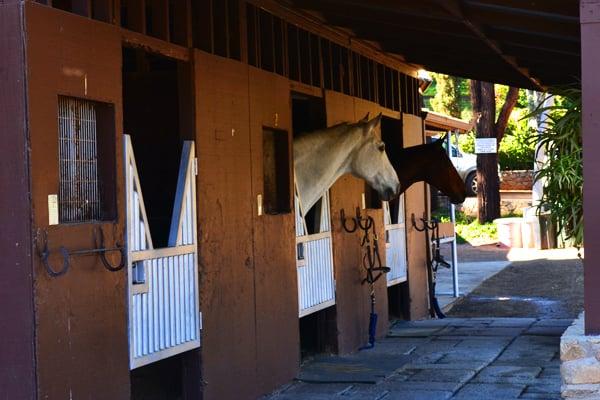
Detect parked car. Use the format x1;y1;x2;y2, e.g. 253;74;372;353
429;137;478;196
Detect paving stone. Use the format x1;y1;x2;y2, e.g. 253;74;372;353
538;366;561;379
410;353;446;365
269;394;339;400
297;354;411;383
519;393;561;399
411;339;461;354
405;362;485;371
378;380;463;392
472;366;542;384
488;318;537;328
383;390;454;400
388;327;444;337
454;337;512;348
525;326;567;336
532;319;574;327
523;378;561;394
442;327;524;337
279;382;354;396
452;383;526;399
436;348;502;363
359;340;416;356
406;368;476;383
392;319;451;328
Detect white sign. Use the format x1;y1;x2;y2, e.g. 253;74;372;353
475;138;497;154
48;194;59;225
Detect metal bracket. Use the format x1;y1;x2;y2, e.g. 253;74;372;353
36;227;125;277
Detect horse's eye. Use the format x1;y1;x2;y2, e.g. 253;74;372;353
378;142;385;152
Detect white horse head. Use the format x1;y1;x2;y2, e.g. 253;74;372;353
294;113;400;212
349;113;400;202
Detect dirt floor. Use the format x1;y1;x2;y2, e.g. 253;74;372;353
446;245;583;319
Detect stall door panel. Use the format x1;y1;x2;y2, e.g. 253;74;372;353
248;67;299;393
195;51;258;400
403;113;429;319
384;196;408;285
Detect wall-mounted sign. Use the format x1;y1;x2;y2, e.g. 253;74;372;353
475;138;497;154
48;194;58;225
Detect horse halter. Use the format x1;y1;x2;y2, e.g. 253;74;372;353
341;207;391;349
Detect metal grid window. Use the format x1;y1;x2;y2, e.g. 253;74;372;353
58;96;102;223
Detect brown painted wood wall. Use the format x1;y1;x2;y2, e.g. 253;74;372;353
403;114;430;319
326;91;403;354
25;3;130;399
0;3;37;399
248;67;300;394
195;52;299;400
14;5;427;398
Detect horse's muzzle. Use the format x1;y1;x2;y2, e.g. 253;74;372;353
381;186;398;201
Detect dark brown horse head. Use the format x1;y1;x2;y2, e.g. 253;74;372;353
391;134;467;204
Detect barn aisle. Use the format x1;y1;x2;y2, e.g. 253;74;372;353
264;246;581;400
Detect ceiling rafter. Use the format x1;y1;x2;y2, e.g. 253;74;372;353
433;0;543;90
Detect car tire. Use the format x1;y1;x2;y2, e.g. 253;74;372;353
466;172;477;196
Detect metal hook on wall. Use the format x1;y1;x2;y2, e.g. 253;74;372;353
340;208;358;233
93;227;126;272
35;227;125;278
37;230;70;277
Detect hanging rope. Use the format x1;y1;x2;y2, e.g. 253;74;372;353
341;207;390;349
411;214;451;319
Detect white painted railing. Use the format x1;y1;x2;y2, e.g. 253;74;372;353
295;190;335;317
125;135;201;369
384;195;408;286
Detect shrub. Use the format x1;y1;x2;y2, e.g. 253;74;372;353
527;88;583;247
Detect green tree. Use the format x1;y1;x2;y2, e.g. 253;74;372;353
429;73;462;118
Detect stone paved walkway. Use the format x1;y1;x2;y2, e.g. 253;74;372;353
266;317;570;400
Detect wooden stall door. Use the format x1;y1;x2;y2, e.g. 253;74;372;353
326;90;369;354
26;5;130;399
353;99;395;340
248;67;299;394
195;51;258;400
403;114;429;319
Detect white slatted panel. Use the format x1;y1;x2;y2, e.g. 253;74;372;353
298;237;335;316
130;253;199;362
125;136;201;370
384;195;408;285
295;189;336;317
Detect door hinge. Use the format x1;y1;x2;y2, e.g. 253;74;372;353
193;158;198;176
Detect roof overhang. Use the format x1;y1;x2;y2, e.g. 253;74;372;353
283;0;580;90
423;110;473;134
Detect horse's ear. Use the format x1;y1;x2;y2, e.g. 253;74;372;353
364;112;382;134
436;133;448;145
359;112;370;123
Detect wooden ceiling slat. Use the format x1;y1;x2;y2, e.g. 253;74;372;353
286;0;581;88
464;0;579;20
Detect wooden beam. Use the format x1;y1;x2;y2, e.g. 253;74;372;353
71;0;91;17
121;28;189;61
170;0;192;46
247;0;420;76
91;0;112;22
581;0;600;334
121;0;146;33
433;0;543;90
146;0;169;41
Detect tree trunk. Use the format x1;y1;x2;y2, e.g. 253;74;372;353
470;82;519;223
471;81;501;223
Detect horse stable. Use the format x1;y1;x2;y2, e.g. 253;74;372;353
0;0;588;399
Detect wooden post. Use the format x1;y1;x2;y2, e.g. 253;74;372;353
581;0;600;335
0;3;36;398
